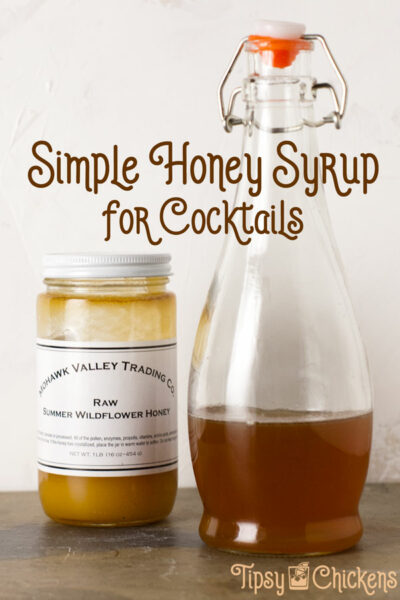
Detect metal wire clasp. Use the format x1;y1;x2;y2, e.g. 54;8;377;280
218;37;248;132
302;34;347;129
218;33;348;132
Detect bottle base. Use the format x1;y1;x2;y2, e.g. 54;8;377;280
198;511;363;555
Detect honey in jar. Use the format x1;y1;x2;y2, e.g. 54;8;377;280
37;253;177;526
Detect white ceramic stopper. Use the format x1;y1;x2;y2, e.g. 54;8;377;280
252;20;306;40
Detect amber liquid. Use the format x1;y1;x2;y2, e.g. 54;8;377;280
189;407;372;554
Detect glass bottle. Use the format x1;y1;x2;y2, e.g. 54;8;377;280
188;21;372;555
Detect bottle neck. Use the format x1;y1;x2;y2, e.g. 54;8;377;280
232;75;339;254
239;76;325;212
243;77;312;133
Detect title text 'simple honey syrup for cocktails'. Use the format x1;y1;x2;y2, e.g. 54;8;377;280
189;21;373;555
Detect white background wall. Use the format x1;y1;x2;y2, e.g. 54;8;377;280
0;0;399;490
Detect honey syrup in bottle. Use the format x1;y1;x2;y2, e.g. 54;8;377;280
188;21;372;554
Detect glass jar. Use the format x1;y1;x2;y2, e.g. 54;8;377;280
37;254;177;526
189;22;373;555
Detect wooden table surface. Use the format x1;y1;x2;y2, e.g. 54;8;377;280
0;485;399;599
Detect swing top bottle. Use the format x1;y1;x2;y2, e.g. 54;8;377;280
189;20;372;555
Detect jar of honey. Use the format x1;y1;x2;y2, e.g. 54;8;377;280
37;254;177;526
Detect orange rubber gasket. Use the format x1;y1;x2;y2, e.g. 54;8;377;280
247;35;312;69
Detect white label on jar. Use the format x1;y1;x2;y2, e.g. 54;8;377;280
37;339;177;477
